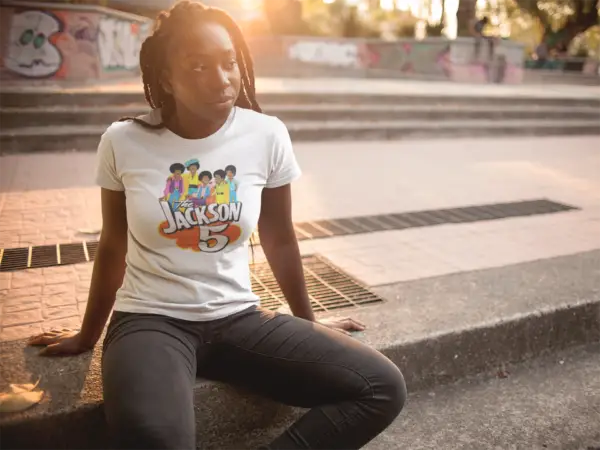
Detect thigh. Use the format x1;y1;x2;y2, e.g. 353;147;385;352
204;307;402;408
102;312;199;449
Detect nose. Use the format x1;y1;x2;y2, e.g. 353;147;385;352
211;66;231;90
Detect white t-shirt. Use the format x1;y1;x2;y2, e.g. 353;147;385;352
95;107;301;321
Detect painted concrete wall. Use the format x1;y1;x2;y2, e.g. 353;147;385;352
0;1;525;85
249;36;526;84
0;1;151;82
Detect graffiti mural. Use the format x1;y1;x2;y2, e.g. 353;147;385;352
0;5;149;81
288;40;361;68
98;17;146;71
4;9;63;78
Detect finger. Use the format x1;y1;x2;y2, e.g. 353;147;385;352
27;332;56;345
28;334;63;346
334;327;352;336
341;318;366;330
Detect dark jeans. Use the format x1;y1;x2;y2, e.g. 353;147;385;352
101;306;406;449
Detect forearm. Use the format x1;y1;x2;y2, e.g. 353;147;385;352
260;236;315;322
79;243;126;345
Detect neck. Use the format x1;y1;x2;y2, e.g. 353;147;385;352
165;105;230;140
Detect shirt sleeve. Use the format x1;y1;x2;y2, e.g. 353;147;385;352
95;129;125;192
265;118;302;189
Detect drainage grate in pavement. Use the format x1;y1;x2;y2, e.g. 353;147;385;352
0;199;578;272
251;255;383;312
292;199;577;241
0;242;93;272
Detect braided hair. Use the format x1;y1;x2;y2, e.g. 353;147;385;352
120;0;261;129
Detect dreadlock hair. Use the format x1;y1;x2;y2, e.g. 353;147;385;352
120;0;262;129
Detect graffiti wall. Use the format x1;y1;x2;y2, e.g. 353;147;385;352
249;36;526;84
0;3;150;82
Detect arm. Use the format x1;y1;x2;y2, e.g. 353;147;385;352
258;184;315;322
78;188;128;346
28;188;128;354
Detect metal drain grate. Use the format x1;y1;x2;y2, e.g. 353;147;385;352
0;198;578;272
0;242;93;272
252;255;383;312
292;199;577;241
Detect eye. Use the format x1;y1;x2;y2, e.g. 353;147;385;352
33;33;46;49
223;59;238;70
192;64;208;73
19;29;34;46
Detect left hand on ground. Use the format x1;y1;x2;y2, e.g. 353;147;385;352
318;317;366;335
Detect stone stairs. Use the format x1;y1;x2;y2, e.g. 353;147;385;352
1;90;599;154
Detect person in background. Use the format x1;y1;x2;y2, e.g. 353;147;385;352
471;16;494;62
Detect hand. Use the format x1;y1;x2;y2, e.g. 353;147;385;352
27;329;95;356
318;317;366;336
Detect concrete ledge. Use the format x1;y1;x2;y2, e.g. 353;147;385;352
3;104;600;129
2;121;600;155
1;251;599;448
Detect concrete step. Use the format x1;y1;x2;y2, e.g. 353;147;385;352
1;250;599;449
2;90;600;109
1;120;599;154
2;104;599;129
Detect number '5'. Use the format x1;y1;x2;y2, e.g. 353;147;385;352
198;224;230;253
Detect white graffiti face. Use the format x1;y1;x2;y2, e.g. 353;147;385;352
4;10;62;78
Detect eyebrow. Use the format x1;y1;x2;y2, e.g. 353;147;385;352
184;49;236;58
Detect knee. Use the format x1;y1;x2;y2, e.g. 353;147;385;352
107;404;194;449
368;359;407;422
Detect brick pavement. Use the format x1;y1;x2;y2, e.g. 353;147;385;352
1;136;599;342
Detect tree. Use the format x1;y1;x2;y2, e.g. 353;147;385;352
513;0;599;47
456;0;477;36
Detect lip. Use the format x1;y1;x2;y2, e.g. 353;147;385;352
208;97;235;106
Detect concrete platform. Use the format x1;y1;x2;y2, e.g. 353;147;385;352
1;250;598;449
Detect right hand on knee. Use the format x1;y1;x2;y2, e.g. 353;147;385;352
27;329;95;356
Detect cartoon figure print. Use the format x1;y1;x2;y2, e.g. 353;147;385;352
225;165;239;203
183;158;200;200
162;163;185;211
196;170;214;206
213;170;230;205
158;161;242;253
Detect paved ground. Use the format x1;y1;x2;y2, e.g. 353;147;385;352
367;343;600;450
1;135;599;342
4;76;600;100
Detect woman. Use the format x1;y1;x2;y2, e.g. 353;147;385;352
26;2;406;449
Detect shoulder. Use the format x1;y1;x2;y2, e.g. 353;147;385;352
103;109;162;142
233;107;289;141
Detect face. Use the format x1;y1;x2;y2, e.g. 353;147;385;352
163;21;241;122
174;169;182;177
6;10;62;78
189;164;198;174
226;170;234;179
215;174;223;184
202;175;210;184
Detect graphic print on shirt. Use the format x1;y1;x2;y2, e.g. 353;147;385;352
158;159;242;253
